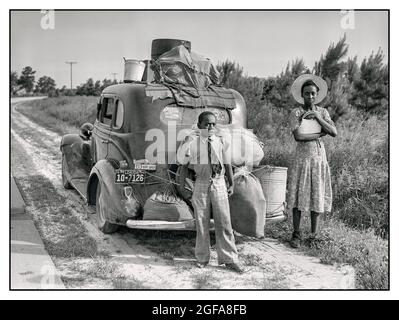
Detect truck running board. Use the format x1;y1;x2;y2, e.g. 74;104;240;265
125;216;284;231
126;219;196;230
126;219;216;231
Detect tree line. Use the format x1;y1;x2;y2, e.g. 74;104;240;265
10;67;119;97
217;35;388;121
10;66;56;96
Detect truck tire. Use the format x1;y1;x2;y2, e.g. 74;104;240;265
62;154;73;189
95;182;119;234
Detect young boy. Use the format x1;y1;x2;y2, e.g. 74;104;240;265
177;111;244;273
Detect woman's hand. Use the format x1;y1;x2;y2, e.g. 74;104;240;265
302;110;322;121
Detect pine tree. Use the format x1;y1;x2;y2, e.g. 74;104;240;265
17;66;36;93
261;58;307;110
35;76;56;94
346;56;360;84
10;71;19;95
76;78;95;96
316;34;349;82
350;49;388;114
216;60;244;89
313;35;351;121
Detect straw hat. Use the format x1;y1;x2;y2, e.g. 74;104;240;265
290;74;328;104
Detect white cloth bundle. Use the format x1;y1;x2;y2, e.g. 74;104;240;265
177;125;264;167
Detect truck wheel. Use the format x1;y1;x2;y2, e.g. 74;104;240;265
62;154;73;189
95;182;119;234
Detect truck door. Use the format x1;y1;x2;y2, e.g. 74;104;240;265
92;96;115;162
107;98;128;164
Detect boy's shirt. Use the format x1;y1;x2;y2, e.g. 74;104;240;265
177;134;230;180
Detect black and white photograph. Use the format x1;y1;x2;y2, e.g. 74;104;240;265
7;7;391;298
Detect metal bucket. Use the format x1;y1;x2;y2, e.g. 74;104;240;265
252;165;287;218
123;59;145;82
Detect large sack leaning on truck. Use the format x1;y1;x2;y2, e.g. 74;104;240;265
143;186;193;222
229;167;266;238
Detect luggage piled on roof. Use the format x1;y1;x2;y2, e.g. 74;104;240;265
152;45;220;89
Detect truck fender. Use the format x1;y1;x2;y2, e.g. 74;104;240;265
60;134;82;152
87;159;140;224
60;133;91;180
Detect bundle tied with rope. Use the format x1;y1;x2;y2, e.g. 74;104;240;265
143;182;194;222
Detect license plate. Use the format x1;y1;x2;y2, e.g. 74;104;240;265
115;170;145;184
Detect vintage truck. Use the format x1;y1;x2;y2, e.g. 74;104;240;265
60;38;284;234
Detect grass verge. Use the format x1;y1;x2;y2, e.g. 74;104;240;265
17;174;145;288
18;175;99;258
265;215;388;289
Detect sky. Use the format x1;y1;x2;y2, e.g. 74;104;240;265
10;10;388;88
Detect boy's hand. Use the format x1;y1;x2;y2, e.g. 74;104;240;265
183;130;200;143
227;185;234;197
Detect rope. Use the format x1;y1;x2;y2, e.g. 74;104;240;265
266;202;287;216
250;164;276;175
143;170;181;187
141;169;193;192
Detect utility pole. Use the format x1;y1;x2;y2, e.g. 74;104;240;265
111;73;118;82
65;61;77;89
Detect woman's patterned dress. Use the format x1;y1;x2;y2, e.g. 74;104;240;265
287;105;335;213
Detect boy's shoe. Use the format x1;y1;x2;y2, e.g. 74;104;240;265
225;263;246;274
196;262;208;269
289;231;301;248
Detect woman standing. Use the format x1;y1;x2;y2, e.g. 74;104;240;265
288;74;337;248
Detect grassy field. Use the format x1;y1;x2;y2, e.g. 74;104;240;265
16;96;389;289
16;96;98;135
